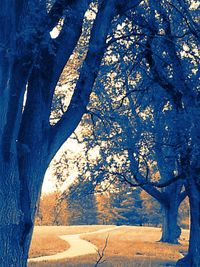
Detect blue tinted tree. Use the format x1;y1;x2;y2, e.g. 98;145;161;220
0;1;141;265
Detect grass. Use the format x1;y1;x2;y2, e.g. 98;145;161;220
28;256;177;267
28;225;189;267
82;226;188;260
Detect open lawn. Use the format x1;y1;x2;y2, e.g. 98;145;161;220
28;225;189;267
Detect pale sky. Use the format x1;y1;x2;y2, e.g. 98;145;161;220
41;137;84;194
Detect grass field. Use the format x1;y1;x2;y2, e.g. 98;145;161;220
28;225;189;267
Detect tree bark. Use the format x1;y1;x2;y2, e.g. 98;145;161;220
0;225;27;267
0;146;48;266
159;185;186;244
160;201;181;244
0;159;33;267
176;177;200;267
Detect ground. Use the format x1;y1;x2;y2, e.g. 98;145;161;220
28;225;189;267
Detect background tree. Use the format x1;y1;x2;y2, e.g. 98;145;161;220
127;1;199;265
35;191;68;225
79;3;199;262
65;178;98;225
35;183;189;228
68;33;186;245
51;3;197;264
96;184;145;226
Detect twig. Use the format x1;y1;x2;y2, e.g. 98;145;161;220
94;235;109;267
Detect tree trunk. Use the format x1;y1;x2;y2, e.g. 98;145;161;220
0;164;32;267
176;178;200;267
0;224;33;267
0;150;47;266
160;202;181;244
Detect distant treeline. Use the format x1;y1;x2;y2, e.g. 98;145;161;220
35;187;189;228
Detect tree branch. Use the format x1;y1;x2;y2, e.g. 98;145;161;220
48;0;121;159
94;235;109;267
18;1;90;152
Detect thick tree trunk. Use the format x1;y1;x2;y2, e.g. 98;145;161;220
0;181;43;267
160;202;181;244
176;178;200;267
0;224;32;267
0;151;47;266
0;164;31;267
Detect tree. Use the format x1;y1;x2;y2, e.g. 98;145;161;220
0;1;142;265
65;178;98;225
140;191;162;227
73;33;186;244
84;1;200;264
96;184;144;225
35;191;69;225
128;1;199;265
87;88;186;243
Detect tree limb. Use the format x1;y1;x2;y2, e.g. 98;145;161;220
48;0;121;159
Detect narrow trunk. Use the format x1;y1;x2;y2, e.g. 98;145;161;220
176;178;200;267
160;202;181;244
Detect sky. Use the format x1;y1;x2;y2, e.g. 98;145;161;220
41;137;84;194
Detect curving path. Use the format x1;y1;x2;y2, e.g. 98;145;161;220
28;226;119;262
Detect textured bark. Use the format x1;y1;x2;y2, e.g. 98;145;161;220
160;202;181;244
0;225;26;267
176;177;200;267
159;183;186;244
0;161;23;267
0;150;48;266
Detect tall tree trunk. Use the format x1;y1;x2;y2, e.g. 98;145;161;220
0;150;47;266
0;210;35;266
176;177;200;267
0;160;32;267
0;225;29;267
160;202;181;244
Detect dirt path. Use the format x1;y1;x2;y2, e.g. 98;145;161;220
28;226;119;262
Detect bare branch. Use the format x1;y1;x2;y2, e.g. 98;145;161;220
94;235;109;267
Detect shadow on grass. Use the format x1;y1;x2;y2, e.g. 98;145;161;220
28;255;176;267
